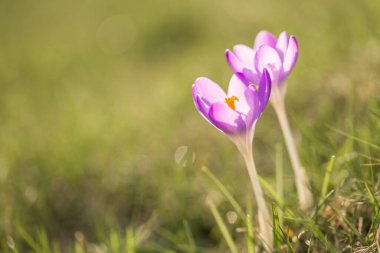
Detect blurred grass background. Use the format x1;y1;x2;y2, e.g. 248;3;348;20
0;0;379;251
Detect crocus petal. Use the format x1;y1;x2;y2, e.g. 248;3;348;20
209;102;246;134
226;48;260;84
257;69;272;113
193;94;211;121
254;30;276;50
283;36;299;74
242;69;260;84
226;50;245;73
232;44;255;69
227;74;251;115
276;31;289;61
192;77;226;105
255;45;282;80
244;85;260;128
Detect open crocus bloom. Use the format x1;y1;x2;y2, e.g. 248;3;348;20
192;71;273;248
192;70;271;148
226;31;298;99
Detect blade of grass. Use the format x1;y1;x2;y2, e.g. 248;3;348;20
52;241;60;253
364;182;380;236
16;225;38;252
109;230;120;253
202;167;244;219
74;241;85;253
272;204;281;251
319;155;336;205
314;189;335;218
206;197;238;253
183;220;196;253
328;126;380;150
157;228;189;250
275;143;284;226
126;227;136;253
359;153;380;163
272;204;295;253
38;229;50;253
246;213;255;253
364;182;379;213
258;176;285;207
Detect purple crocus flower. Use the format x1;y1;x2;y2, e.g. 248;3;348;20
226;31;298;100
227;31;314;211
192;70;274;248
192;70;271;145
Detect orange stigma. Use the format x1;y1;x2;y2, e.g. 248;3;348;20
225;96;239;110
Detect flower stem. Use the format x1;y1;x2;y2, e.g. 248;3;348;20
241;146;273;251
272;96;314;211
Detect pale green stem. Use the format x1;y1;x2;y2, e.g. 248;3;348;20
275;143;284;226
271;88;314;211
239;143;273;251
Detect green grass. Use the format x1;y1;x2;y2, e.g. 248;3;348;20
0;0;380;252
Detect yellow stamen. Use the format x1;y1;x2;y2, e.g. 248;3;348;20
225;96;239;110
